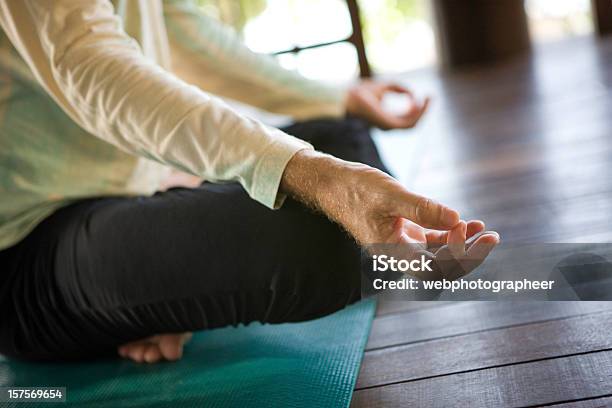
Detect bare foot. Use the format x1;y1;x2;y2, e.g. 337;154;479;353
117;332;193;363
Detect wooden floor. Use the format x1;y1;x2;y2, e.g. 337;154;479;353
351;36;612;407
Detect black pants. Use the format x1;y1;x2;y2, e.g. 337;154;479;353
0;118;388;361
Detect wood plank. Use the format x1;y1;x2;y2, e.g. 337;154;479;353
547;396;612;407
354;37;612;407
367;302;612;350
416;132;612;198
391;38;612;119
471;195;612;242
351;351;612;408
358;310;612;389
415;128;612;198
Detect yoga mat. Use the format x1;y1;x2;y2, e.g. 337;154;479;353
0;299;375;407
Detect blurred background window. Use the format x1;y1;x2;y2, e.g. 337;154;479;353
196;0;595;80
525;0;593;43
360;0;435;74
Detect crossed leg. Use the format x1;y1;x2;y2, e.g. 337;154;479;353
0;118;381;362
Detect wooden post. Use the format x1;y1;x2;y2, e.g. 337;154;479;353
592;0;612;35
273;0;372;78
346;0;372;78
432;0;531;69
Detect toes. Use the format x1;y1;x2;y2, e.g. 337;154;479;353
127;344;147;363
118;332;193;363
144;344;163;363
158;334;184;361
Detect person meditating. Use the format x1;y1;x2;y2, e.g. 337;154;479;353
0;0;499;363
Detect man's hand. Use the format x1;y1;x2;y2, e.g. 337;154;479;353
281;150;459;245
345;80;430;130
396;219;500;280
280;150;499;278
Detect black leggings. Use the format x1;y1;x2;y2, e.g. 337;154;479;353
0;118;388;361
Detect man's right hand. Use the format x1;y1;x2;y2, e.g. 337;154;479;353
280;150;499;277
281;150;460;245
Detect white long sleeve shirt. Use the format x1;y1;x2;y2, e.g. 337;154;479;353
0;0;345;250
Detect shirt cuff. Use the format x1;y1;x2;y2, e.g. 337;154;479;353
251;129;314;209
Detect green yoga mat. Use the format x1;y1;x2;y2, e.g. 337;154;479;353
0;300;375;408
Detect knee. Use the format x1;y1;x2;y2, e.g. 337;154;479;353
263;201;362;323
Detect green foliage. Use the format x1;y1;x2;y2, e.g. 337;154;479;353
362;0;425;45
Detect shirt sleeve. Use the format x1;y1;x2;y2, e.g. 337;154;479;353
0;0;313;209
162;0;347;121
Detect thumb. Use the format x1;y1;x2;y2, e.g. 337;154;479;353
393;190;460;230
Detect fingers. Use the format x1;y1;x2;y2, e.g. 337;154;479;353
425;229;448;248
460;231;500;272
385;83;414;98
394;191;460;230
371;83;429;129
375;111;403;131
348;81;430;130
448;227;498;269
357;93;403;130
418;96;431;119
391;219;499;282
426;226;499;280
392;217;410;244
425;219;484;249
373;95;430;129
447;221;467;258
466;232;500;259
467;220;485;238
399;96;430;128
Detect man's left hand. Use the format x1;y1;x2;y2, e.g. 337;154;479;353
345;80;430;130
